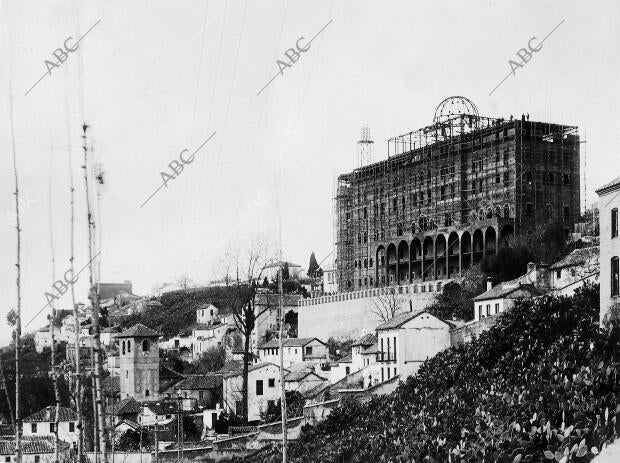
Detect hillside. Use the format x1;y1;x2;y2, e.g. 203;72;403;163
248;285;620;462
120;286;248;338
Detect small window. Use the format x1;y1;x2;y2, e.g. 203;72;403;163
268;378;275;387
256;380;264;396
612;208;618;238
495;303;499;314
122;341;125;355
145;389;150;397
345;366;350;375
50;423;55;433
305;346;313;356
556;270;561;279
199;390;204;400
31;423;37;433
69;422;75;432
478;305;483;319
142;339;150;352
486;304;491;316
127;341;131;353
34;457;40;463
612;257;620;296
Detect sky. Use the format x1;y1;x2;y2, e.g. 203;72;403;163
0;0;618;345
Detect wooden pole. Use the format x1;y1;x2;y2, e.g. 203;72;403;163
9;80;22;463
278;268;287;463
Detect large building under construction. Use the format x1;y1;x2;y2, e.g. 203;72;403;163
335;97;580;292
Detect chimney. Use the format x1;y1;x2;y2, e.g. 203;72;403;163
486;277;493;291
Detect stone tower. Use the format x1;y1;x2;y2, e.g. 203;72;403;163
117;324;160;401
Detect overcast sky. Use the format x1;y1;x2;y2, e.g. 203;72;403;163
0;0;618;345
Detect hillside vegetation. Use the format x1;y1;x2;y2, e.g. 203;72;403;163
120;286;246;338
249;285;620;462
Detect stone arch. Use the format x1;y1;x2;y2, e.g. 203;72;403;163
499;224;514;247
397;240;409;263
461;231;471;254
386;243;397;265
410;237;422;261
376;245;385;266
448;231;459;256
423;236;434;260
473;228;484;257
485;227;497;256
435;234;447;279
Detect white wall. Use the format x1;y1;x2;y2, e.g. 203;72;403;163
223;364;282;421
474;298;511;321
599;190;620;324
23;420;79;444
299;287;436;341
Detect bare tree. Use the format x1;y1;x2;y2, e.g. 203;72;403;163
370;288;405;322
223;238;276;423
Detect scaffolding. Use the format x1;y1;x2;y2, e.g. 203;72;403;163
334;98;580;292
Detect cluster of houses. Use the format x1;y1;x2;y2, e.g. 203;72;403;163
13;213;613;460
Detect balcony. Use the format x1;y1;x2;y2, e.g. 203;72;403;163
377;352;396;362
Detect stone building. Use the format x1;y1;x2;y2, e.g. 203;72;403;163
117;323;160;401
596;176;620;324
335;97;580;292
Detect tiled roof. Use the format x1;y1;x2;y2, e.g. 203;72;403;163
116;323;160;338
596;175;620;195
97;282;133;300
0;436;70;455
23;406;78;423
111;397;141;415
338;354;352;363
259;337;322;350
221;362;284;378
472;282;545;302
376;312;420;331
176;375;222;390
362;343;379;355
353;333;377;347
549;246;599;270
144;401;178;415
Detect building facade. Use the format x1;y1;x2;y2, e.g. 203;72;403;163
117;324;160;401
335;98;580;292
596;176;620;324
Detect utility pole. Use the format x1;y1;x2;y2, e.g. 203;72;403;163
82;123;109;462
154;404;159;463
278;267;288;463
9;81;22;463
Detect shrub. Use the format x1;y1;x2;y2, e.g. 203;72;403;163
247;284;620;462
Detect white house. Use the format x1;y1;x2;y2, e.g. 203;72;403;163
322;268;338;294
596;176;620;324
221;362;285;422
22;406;79;445
0;436;71;463
376;310;453;382
284;371;328;395
549;246;599;296
192;322;228;358
196;303;220;324
351;333;378;372
34;327;52;353
257;338;329;368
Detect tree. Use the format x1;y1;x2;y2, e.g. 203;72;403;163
186;346;226;374
427;267;485;322
370;289;404;322
222;238;276;423
480;245;535;282
262;390;305;423
307;252;320;278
